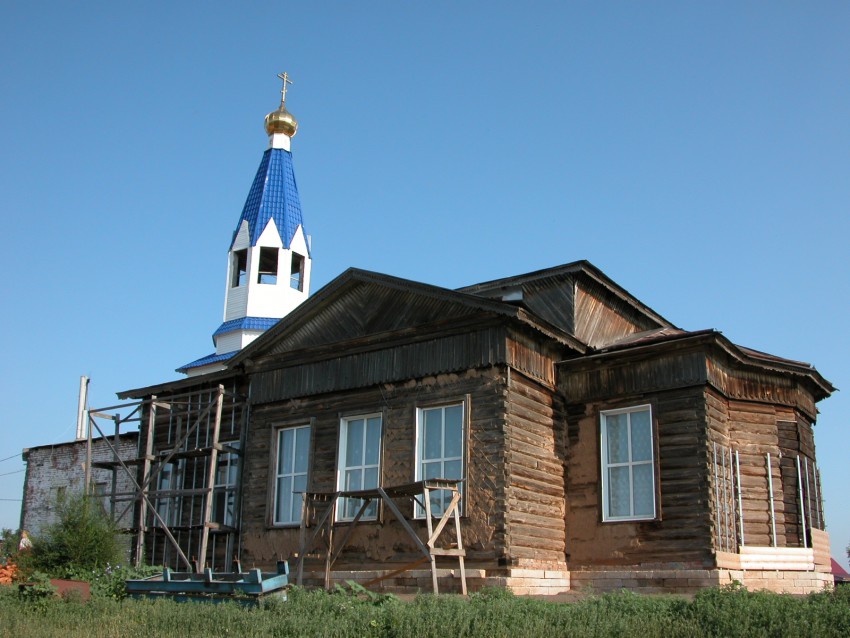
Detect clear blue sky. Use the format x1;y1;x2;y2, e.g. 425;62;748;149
1;2;848;569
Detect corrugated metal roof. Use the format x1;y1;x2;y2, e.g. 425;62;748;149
176;350;238;373
230;148;307;252
212;317;279;339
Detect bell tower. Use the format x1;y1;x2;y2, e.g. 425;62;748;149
179;73;312;376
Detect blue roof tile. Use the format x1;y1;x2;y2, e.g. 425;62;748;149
212;317;279;339
176;350;238;373
230;148;308;252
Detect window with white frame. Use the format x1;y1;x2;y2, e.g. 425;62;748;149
274;425;311;526
337;414;382;521
415;403;465;518
600;405;656;521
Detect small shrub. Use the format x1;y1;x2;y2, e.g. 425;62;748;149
29;492;123;574
17;571;57;611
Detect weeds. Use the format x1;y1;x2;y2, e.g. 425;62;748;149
0;583;848;638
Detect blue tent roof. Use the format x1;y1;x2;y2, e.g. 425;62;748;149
230;148;307;252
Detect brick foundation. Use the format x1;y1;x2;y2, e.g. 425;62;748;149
300;555;833;596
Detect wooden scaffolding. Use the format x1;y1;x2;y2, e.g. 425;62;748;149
84;384;247;573
295;479;467;594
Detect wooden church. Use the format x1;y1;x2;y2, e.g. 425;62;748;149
110;76;834;595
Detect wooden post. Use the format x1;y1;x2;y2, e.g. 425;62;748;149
135;397;157;567
297;493;308;586
451;488;467;595
324;499;336;590
111;414;120;520
423;485;438;594
197;385;225;572
84;411;93;495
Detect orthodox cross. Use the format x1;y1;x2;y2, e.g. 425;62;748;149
277;72;293;104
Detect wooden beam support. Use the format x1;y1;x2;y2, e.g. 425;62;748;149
197;385;225;572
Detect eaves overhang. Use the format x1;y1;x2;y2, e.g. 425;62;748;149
118;367;242;400
557;329;835;402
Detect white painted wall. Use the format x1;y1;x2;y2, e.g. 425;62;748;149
213;198;312;364
269;132;291;151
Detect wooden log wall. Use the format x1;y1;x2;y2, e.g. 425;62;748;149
705;387;822;550
563;385;714;567
240;366;509;572
504;368;565;565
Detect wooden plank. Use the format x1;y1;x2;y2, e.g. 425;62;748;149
196;386;224;572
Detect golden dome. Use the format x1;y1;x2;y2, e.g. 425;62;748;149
264;104;298;137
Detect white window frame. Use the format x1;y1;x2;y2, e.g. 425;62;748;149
336;413;383;522
414;402;466;518
600;404;656;522
273;425;311;526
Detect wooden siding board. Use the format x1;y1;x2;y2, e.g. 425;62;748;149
574;278;661;348
520;276;577;335
253;328;508;404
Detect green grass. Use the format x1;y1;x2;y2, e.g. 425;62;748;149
0;584;848;638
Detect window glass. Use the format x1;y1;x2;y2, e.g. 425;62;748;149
601;406;655;521
606;413;629;463
274;425;310;525
608;466;631;517
156;460;184;527
213;442;240;527
337;414;382;521
416;403;465;517
444;406;463;458
632;464;655;517
630;410;652;462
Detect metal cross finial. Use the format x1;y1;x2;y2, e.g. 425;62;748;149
277;71;293;105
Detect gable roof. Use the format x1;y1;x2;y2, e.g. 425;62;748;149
457;260;674;334
228;268;587;367
230;148;307;252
